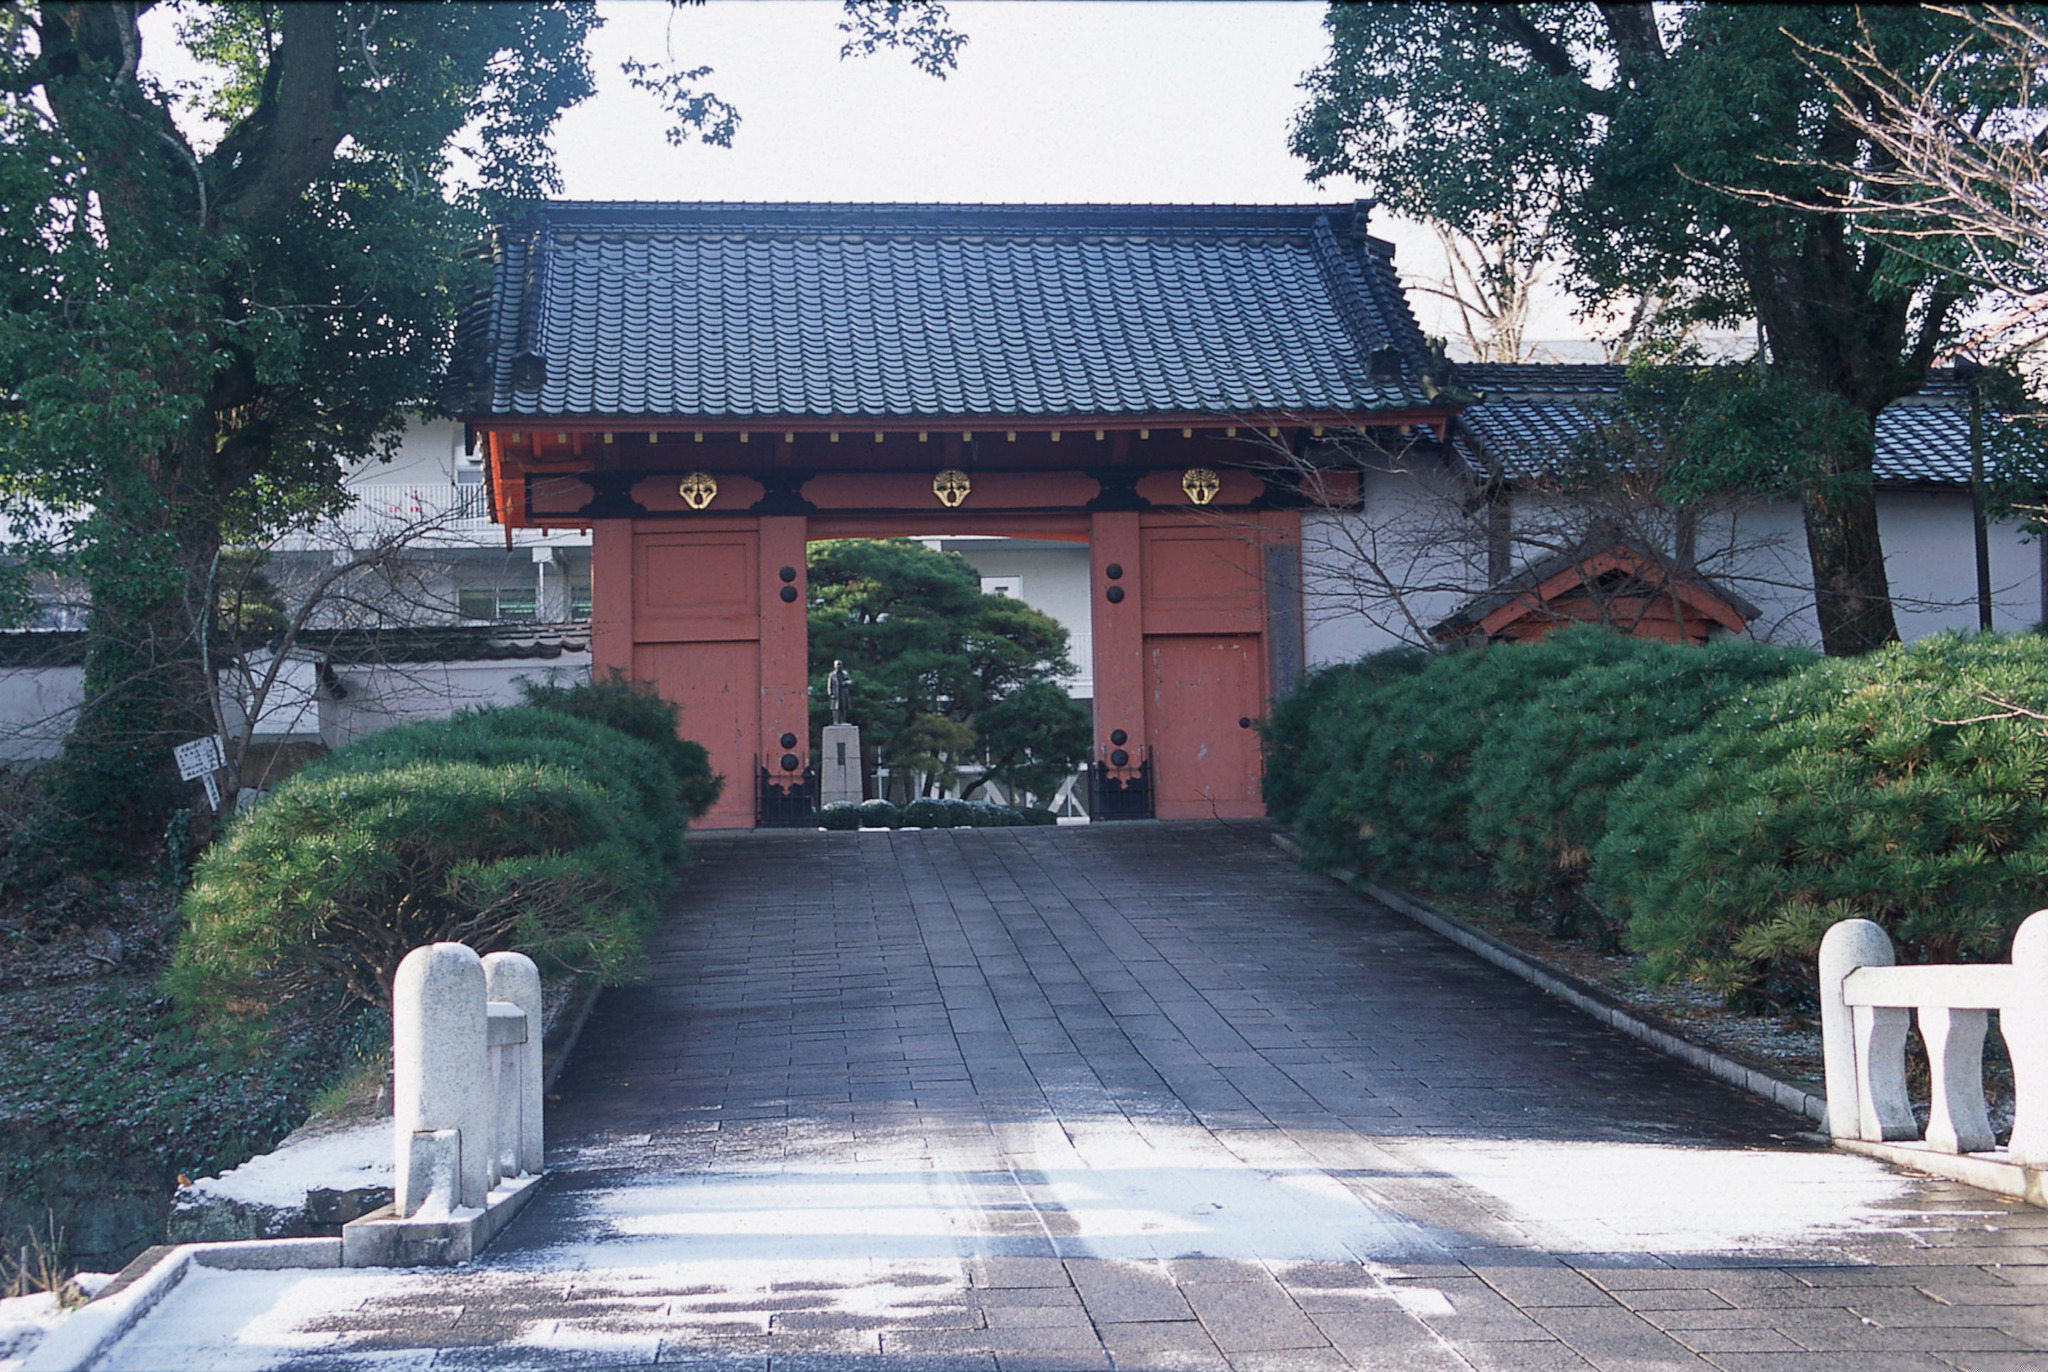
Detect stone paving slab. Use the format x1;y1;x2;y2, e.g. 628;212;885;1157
97;823;2048;1370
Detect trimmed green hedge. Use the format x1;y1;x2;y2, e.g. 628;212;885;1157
1279;626;1641;891
1466;637;1814;943
823;799;1056;829
173;678;717;1033
1593;633;2048;1004
1268;629;2048;1008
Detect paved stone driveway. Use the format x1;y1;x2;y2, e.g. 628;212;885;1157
104;824;2048;1371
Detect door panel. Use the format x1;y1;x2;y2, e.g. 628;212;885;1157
1146;635;1263;819
634;640;760;829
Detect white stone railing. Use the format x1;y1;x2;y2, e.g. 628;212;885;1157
1819;914;2048;1163
391;943;543;1218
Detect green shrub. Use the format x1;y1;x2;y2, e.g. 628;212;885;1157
1260;650;1430;827
859;798;902;828
901;798;949;828
174;760;659;1030
302;707;688;866
818;803;863;831
940;797;978;826
1592;633;2048;1006
1466;637;1815;941
519;670;723;820
1021;806;1057;827
1292;628;1646;890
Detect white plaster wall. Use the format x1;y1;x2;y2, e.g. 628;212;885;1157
1298;476;2045;664
320;656;592;749
1303;462;1489;665
0;666;82;760
346;417;471;488
1879;490;2042;638
220;656;324;743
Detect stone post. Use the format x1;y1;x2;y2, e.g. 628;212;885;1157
2005;910;2048;1165
820;723;862;807
483;951;545;1178
393;943;490;1214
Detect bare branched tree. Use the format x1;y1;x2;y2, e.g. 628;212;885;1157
1779;7;2048;351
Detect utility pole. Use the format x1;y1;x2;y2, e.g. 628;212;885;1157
1956;357;1995;632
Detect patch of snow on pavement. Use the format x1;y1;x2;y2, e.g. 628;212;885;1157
1406;1139;1920;1253
96;1266;408;1372
184;1119;391;1208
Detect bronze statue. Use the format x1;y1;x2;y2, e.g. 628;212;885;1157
828;659;852;726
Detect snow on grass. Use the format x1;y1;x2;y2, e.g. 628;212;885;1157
0;1292;68;1372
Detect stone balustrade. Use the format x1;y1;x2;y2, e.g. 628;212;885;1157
1819;913;2048;1164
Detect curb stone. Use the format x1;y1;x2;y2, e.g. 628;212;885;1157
19;1238;341;1372
1270;830;1831;1130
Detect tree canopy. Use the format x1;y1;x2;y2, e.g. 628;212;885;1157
1293;4;2007;655
806;540;1088;802
0;2;965;869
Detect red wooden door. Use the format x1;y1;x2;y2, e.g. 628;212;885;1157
1147;636;1263;819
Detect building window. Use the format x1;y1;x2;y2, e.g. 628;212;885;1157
570;585;592;621
458;587;537;622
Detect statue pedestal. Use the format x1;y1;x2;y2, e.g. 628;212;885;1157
820;724;863;806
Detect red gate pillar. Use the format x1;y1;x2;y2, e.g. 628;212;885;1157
757;515;811;792
590;519;633;679
1090;511;1145;784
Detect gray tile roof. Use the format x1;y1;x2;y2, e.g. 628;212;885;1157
454;201;1436;421
1452;370;1979;486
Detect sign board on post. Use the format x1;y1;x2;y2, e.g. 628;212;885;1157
201;773;222;812
173;735;225;783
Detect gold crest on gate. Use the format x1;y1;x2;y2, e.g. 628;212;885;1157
933;468;972;508
1181;467;1221;506
678;471;719;510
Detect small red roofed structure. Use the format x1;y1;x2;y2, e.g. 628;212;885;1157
1431;540;1757;647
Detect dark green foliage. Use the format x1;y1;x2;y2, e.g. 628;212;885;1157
1260;649;1430;826
859;799;903;829
172;701;710;1030
1293;628;1643;891
818;803;864;831
1291;6;2002;654
966;681;1092;803
4;6;602;860
1466;638;1816;942
0;980;376;1264
889;797;1044;829
1592;634;2048;1006
174;760;657;1030
518;671;724;821
807;540;1085;797
299;707;686;866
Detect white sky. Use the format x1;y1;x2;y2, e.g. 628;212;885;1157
138;0;1594;344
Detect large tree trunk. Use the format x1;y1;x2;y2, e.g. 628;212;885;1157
1800;470;1899;657
45;465;225;866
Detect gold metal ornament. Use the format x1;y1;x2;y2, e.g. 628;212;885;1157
1181;467;1221;506
678;472;719;510
933;469;972;508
